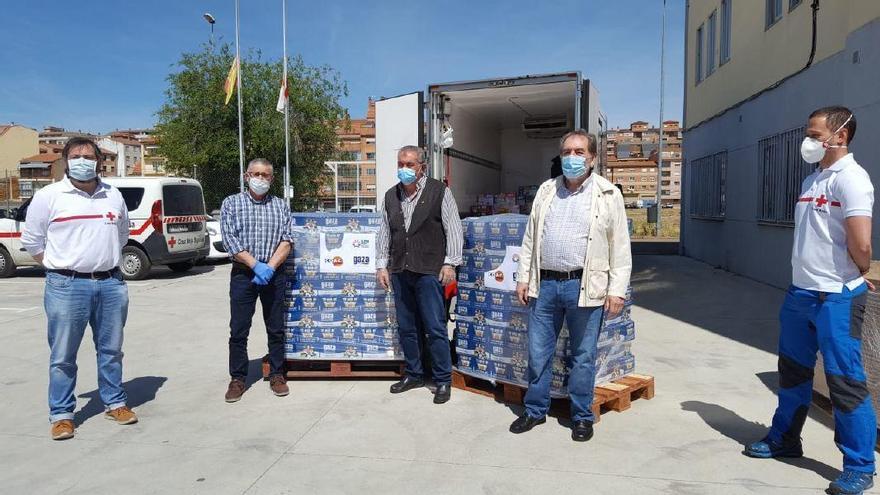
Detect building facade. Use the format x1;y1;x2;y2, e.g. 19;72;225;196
98;132;143;177
322;99;378;211
0;125;39;176
38;127;97;147
18;152;63;199
682;0;880;288
606;120;682;204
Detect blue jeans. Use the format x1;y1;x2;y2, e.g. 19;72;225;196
391;271;452;384
229;267;287;379
45;270;129;423
769;284;876;473
524;279;604;422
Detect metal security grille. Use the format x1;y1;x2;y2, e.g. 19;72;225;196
688;151;726;219
757;127;812;225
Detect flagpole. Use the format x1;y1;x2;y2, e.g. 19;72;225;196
282;0;292;205
235;0;245;193
655;0;666;237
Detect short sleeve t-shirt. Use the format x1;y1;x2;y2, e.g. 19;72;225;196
791;153;874;292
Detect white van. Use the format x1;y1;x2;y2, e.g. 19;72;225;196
0;177;209;280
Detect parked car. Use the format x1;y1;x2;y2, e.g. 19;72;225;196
0;200;31;277
0;207;19;220
0;177;210;279
205;214;228;261
348;205;377;213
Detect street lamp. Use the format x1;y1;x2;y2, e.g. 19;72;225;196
203;12;216;45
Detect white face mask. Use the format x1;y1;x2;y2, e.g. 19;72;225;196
800;113;852;164
249;177;271;196
67;157;98;181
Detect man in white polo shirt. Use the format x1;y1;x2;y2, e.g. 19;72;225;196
745;107;876;495
22;137;138;441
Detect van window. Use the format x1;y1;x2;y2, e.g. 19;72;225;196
163;184;205;216
118;187;145;212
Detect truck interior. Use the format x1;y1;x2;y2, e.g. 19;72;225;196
434;80;578;212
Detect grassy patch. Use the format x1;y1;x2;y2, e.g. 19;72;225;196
626;207;681;239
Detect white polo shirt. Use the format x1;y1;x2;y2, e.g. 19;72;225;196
792;153;873;293
21;178;129;272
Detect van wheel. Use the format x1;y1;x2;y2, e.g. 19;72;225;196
168;261;194;273
121;246;151;280
0;247;15;278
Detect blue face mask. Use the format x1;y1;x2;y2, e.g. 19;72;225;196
67;157;98;181
561;154;589;179
397;167;417;185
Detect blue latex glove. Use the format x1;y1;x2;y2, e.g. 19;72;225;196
251;262;275;286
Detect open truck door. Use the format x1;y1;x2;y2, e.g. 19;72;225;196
374;92;424;203
581;78;607;175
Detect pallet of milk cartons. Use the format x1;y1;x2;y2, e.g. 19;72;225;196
263;213;405;380
451;214;654;422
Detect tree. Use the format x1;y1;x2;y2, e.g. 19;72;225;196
155;43;348;210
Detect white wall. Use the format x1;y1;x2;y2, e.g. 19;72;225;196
375;93;422;205
446;101;501;211
97;138;125;177
499;129;558;190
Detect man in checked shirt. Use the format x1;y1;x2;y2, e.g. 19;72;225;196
511;130;631;442
220;158;293;402
376;145;463;404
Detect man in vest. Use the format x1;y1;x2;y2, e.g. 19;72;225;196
376;145;463;404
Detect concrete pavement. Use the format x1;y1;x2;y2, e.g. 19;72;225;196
0;256;874;494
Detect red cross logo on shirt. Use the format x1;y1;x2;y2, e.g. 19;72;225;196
106;211;116;222
167;237;177;248
815;195;829;207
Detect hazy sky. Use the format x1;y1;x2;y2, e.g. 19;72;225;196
0;0;684;134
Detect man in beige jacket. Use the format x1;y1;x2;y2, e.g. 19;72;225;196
510;129;632;442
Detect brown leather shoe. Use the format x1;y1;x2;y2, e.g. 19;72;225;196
51;420;75;440
225;378;246;403
105;406;138;425
269;375;289;397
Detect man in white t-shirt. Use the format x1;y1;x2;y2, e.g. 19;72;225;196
745;107;876;495
21;137;138;441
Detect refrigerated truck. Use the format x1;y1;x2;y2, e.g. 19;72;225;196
375;71;606;212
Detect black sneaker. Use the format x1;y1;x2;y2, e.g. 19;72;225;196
743;436;803;459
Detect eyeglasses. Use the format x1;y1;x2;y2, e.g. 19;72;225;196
248;172;273;179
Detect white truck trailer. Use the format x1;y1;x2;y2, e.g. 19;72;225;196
375;71;606;212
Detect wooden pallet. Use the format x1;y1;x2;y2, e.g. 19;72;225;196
262;355;405;379
451;371;654;423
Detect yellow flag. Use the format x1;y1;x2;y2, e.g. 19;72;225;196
224;57;239;105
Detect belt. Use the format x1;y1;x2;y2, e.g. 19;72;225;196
48;268;120;280
540;269;584;281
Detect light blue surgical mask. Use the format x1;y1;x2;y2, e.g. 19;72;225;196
561;155;588;179
397;167;417;185
67;157;98;181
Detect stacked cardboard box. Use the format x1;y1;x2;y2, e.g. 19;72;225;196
468;186;540;216
284;213;402;360
455;214;636;397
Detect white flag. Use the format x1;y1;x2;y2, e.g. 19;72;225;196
276;77;288;113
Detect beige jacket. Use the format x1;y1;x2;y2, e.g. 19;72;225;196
516;174;632;307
